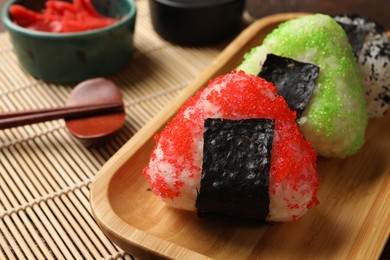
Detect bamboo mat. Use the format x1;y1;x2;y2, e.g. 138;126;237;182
0;1;223;259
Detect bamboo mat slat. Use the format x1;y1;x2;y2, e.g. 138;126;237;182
0;1;222;259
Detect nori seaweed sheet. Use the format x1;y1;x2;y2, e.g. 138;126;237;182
196;118;274;222
333;14;385;57
335;20;367;57
258;54;319;118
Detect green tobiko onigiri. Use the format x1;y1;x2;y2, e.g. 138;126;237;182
238;14;368;158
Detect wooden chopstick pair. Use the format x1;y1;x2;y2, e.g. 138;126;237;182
0;102;124;130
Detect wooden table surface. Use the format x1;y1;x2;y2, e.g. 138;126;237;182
0;0;388;259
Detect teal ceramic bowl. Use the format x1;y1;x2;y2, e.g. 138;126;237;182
2;0;137;83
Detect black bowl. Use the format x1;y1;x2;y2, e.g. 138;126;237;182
149;0;245;45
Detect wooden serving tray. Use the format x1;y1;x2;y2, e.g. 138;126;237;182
90;13;390;259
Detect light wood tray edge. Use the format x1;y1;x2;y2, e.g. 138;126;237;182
90;12;381;259
90;12;307;259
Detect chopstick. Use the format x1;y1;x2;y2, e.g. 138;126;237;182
0;102;124;130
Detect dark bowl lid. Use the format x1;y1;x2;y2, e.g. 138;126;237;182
149;0;245;45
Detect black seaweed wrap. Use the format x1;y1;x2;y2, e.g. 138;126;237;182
258;54;319;118
333;14;386;57
196;118;274;222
